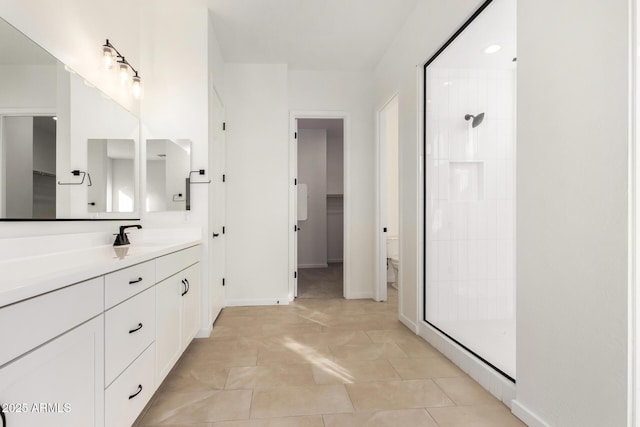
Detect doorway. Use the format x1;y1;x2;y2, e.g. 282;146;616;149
296;119;344;299
377;95;400;303
289;113;350;300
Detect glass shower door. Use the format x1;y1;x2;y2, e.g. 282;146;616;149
423;0;517;380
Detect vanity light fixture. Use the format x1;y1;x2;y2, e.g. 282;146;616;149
101;39;142;99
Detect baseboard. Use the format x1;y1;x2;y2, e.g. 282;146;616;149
345;291;373;299
298;263;329;269
399;314;418;333
418;321;516;409
511;400;549;427
195;325;212;339
225;298;290;307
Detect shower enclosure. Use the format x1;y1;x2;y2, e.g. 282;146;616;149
423;0;516;380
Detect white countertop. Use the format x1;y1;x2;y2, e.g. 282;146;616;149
0;237;201;308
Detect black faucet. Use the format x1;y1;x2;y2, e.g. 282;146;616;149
114;225;142;246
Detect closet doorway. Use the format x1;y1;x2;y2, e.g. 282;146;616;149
290;115;347;299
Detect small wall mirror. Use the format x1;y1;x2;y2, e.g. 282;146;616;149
87;139;135;213
145;139;191;212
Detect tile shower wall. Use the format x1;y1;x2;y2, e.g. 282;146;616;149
425;67;515;326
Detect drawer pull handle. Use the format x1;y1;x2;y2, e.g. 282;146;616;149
129;277;143;285
185;279;190;295
0;403;6;427
181;279;187;296
129;323;143;334
128;384;143;400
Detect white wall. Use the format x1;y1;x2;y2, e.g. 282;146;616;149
512;0;629;425
139;0;216;335
297;128;328;268
374;0;480;328
224;63;289;305
0;65;56;109
289;70;375;298
61;73;139;218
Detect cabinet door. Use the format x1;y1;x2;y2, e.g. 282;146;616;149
0;316;104;427
181;263;201;350
155;275;182;384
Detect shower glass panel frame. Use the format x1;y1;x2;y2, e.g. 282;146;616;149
422;0;517;382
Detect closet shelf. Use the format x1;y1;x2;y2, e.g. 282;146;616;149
326;193;344;198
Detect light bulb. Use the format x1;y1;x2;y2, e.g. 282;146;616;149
131;75;142;99
103;46;115;70
119;62;129;85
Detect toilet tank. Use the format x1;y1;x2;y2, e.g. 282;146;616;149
386;236;399;259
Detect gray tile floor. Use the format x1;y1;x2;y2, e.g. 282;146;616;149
134;278;525;426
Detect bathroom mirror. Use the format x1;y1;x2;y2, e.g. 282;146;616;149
0;16;140;220
146;139;191;212
88;139;136;213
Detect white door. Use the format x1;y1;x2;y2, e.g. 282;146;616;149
209;89;226;320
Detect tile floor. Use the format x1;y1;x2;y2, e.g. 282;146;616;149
297;263;343;299
134;287;525;426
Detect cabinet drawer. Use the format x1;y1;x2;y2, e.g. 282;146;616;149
105;260;155;309
105;287;155;386
156;245;200;282
0;277;103;367
105;342;155;427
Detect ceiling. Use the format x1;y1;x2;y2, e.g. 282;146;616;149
208;0;419;71
0;17;56;66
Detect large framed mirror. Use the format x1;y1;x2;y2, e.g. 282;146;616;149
0;16;140;220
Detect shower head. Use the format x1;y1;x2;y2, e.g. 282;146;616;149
464;112;485;128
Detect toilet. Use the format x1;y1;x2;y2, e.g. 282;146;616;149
386;236;399;289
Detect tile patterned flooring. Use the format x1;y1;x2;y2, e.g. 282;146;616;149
135;287;525;426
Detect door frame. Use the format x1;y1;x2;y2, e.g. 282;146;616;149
289;111;351;300
207;86;225;331
375;93;399;302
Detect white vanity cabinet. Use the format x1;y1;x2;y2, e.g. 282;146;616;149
155;246;201;383
0;242;203;427
0;278;105;427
